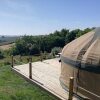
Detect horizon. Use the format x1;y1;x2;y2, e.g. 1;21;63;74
0;27;95;37
0;0;100;35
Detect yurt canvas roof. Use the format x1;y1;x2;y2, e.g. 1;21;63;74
61;27;100;73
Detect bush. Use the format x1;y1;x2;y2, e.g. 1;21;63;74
3;61;11;65
30;44;40;55
51;47;62;56
46;53;54;59
0;50;4;59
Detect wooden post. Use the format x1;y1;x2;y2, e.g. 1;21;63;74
30;56;32;62
68;77;74;100
28;56;32;62
29;61;32;79
11;55;14;68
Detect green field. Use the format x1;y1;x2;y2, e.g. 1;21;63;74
0;56;58;100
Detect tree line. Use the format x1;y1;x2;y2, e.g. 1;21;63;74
0;27;94;58
10;27;94;56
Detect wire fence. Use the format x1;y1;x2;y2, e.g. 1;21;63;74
13;58;25;65
11;55;32;67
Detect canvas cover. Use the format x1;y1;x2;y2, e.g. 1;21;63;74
60;28;100;100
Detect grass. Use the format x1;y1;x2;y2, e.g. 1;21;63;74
0;55;41;66
0;56;58;100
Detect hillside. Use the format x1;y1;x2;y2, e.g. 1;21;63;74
0;36;19;46
0;43;15;50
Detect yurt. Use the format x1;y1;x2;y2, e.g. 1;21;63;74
60;28;100;100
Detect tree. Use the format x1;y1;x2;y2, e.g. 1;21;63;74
60;29;69;37
65;29;79;43
10;27;93;56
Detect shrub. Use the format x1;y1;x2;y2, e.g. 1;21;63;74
0;50;4;59
51;47;62;56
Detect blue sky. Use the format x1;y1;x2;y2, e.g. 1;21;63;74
0;0;100;35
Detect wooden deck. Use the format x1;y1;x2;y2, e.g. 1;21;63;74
12;58;79;100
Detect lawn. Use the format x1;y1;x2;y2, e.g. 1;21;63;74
0;56;58;100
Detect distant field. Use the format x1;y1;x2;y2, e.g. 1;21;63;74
0;43;14;50
0;36;20;46
0;36;19;43
0;36;19;50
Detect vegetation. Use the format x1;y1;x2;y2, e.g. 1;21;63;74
10;28;94;56
0;55;58;100
0;36;19;46
51;47;62;56
0;50;4;59
0;65;57;100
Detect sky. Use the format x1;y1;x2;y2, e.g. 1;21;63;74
0;0;100;35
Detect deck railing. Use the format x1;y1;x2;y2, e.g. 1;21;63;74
11;55;74;100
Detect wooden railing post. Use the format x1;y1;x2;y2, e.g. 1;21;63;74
68;77;74;100
30;56;32;62
11;55;14;68
29;60;32;79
